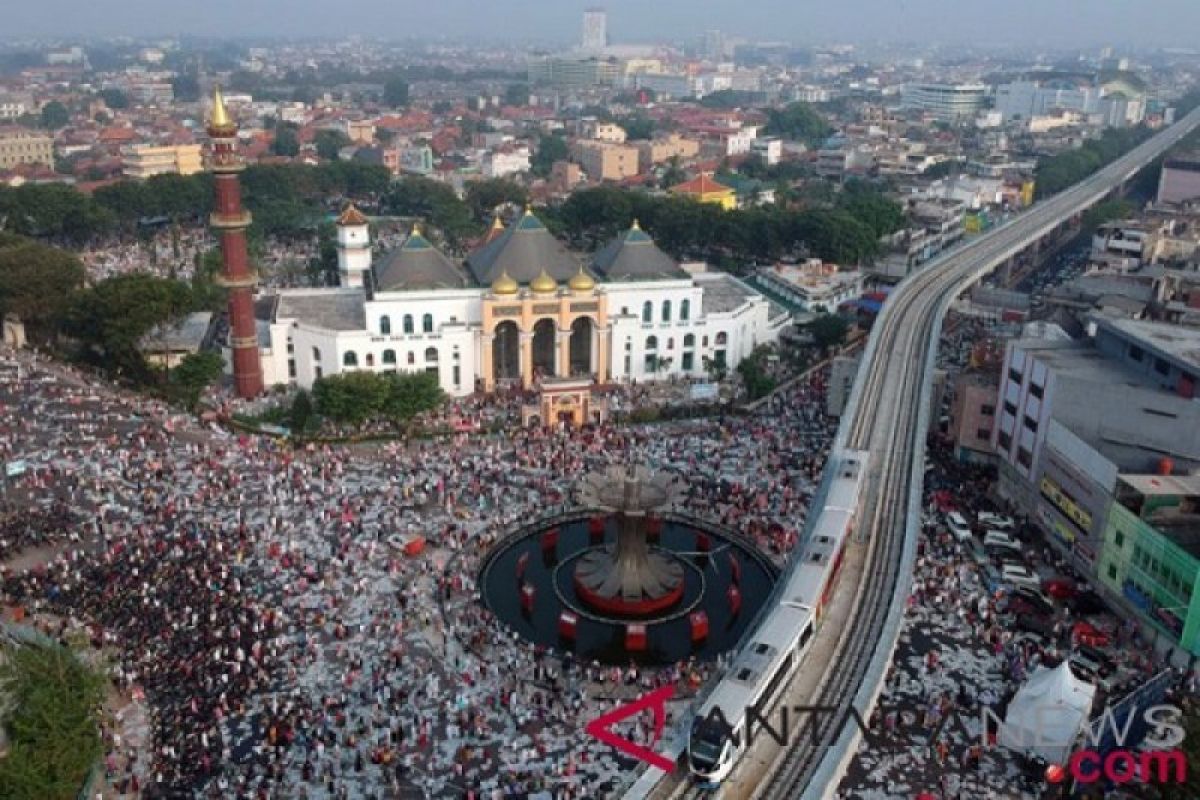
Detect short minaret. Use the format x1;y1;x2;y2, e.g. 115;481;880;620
207;84;264;399
336;203;371;287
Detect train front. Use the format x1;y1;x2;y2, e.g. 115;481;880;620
688;715;736;786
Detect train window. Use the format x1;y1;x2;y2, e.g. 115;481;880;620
753;652;794;713
810;553;822;562
798;623;814;649
753;643;769;655
737;668;753;681
817;535;832;544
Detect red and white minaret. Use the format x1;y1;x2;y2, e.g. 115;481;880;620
207;85;264;398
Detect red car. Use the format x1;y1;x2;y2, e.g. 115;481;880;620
1072;621;1111;648
1043;577;1076;599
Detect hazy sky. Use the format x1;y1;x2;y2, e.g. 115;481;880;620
7;0;1200;47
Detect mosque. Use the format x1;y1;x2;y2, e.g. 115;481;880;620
208;87;788;406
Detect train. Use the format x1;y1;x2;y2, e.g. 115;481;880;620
687;448;868;787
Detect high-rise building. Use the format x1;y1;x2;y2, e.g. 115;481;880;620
582;8;608;53
0;129;54;169
901;83;988;123
207;86;264;399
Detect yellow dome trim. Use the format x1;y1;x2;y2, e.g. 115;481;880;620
491;271;519;295
530;269;558;294
568;268;595;292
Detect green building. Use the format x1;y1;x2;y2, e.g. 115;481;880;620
1098;473;1200;656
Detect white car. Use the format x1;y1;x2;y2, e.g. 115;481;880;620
983;530;1020;550
945;511;973;542
977;512;1015;531
1002;563;1041;590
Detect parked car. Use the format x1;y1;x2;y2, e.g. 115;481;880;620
945;511;973;542
1002;562;1042;590
1072;621;1112;648
978;512;1015;531
1042;577;1076;600
1010;586;1055;617
983;530;1021;550
1068;590;1108;615
1015;613;1056;637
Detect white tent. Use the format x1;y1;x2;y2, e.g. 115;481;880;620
998;661;1096;764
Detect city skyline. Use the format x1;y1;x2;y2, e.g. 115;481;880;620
5;0;1200;48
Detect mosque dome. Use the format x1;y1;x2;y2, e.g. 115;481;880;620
530;270;558;294
491;271;519;295
568;268;596;292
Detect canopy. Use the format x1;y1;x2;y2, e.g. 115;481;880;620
998;661;1096;764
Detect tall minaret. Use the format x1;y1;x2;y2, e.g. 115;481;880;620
207;85;264;398
335;203;371;287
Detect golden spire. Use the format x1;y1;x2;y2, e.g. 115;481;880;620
210;84;232;130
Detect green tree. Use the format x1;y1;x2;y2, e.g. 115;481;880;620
660;156;687;189
808;313;849;352
764;101;833;146
309;223;340;286
98;88;129;109
737;347;777;400
272;124;300;157
0;643;105;800
312;371;391;427
504;83;530;107
381;177;477;250
289;389;315;433
0;237;85;341
39;100;69;130
166;351;224;407
314;128;352;161
383;370;445;424
383;77;410;108
616;115;656;140
64;273;193;378
838;180;906;238
465;179;529;223
531;133;570;178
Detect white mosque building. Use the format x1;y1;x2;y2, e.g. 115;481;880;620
253;205;789;398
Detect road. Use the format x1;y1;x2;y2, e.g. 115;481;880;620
750;105;1200;800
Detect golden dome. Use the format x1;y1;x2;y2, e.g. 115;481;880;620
208;85;235;133
530;270;558;294
568;268;595;292
491;271;519;295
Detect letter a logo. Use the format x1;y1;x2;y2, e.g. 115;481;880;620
584;684;677;772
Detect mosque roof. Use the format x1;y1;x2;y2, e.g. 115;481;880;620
465;209;581;286
590;222;689;281
374;228;469;292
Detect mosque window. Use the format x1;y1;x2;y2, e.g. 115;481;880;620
380;315;391;335
425;347;439;363
715;332;728;346
662;300;672;323
312;347;321;362
684;334;695;348
343;351;358;367
366;353;375;367
646;336;658;350
680;299;690;321
642;301;652;323
407;352;415;365
423;314;434;333
383;350;397;366
403;315;414;334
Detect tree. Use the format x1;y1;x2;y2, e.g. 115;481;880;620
272;124;300;157
63;273;193;378
289;389;314;433
504;83;530;107
737;347;777;400
166;351;224;407
0;237;85;341
309;223;340;286
531;133;569;178
383;77;410;108
764;101;833;146
808;313;849;352
381;177;477;249
660;157;687;189
314;128;352;161
170;73;200;102
39;101;69;130
98;88;128;109
838;180;906;238
382;371;445;424
465;179;529;224
312;371;391;428
616;115;655;141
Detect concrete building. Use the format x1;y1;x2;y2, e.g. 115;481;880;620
949;370;1000;463
580;120;626;143
128;82;174;105
140;312;214;369
1157;153;1200;206
481;148;531;179
527;57;619;91
754;260;863;312
399;145;434;176
749;136;782;166
121;144;204;179
0;129;54;169
574;140;640;181
581;8;608;53
636;134;701;171
901;83;988;123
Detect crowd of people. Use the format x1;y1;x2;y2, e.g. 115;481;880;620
0;340;839;799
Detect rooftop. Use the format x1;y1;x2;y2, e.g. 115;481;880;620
272;289;367;331
696;273;756;314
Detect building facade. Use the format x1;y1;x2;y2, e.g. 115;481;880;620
575;140;640;181
254;213;787;397
901;83;988;123
0;129;54;169
122;143;204;179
